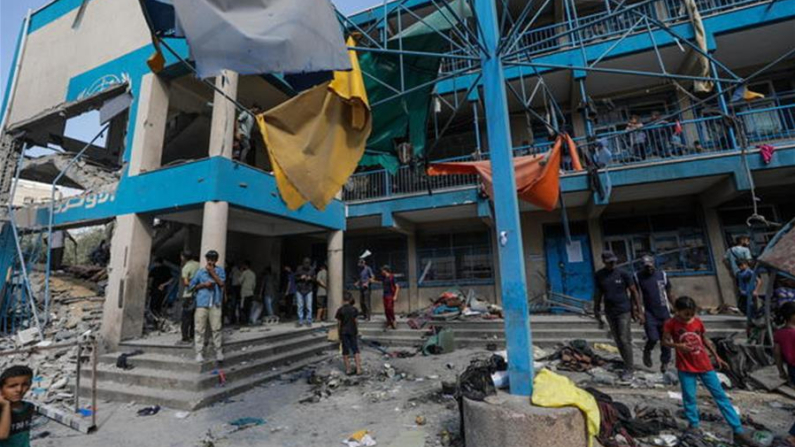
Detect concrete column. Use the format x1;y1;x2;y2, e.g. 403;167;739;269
587;218;604;270
101;214;154;348
198;71;237;264
407;232;419;312
703;206;735;306
327;230;344;321
208;70;239;159
200;201;229;267
128;73;169;176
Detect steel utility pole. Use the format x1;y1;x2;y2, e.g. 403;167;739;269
473;0;534;395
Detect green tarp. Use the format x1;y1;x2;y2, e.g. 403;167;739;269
358;0;472;173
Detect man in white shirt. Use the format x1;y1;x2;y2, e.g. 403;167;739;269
315;264;328;321
49;230;75;271
239;260;257;325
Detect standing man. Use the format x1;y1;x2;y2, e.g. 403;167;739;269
227;261;243;325
49;229;76;271
315;264;329;322
239;260;256;325
594;251;642;379
635;255;675;372
295;258;316;327
190;250;226;363
261;266;276;318
724;235;753;278
179;251;200;345
355;259;374;321
379;265;400;330
148;258;173;317
234;105;262;164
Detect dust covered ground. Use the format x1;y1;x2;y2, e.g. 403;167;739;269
31;345;795;447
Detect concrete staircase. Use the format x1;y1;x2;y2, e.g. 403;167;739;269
80;324;335;410
360;315;747;350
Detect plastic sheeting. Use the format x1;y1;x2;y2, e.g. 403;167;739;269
681;0;713;93
172;0;350;78
359;0;472;173
532;369;600;447
428;134;583;211
256;38;371;210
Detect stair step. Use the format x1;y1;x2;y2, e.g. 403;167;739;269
85;341;334;391
103;333;330;373
81;352;333;410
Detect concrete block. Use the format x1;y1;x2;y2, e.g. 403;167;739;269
463;393;589;447
17;327;39;345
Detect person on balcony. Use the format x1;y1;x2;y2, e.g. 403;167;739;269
234;105;262;165
626;115;647;161
649;111;675;157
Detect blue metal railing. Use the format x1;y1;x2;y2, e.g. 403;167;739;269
343;104;795;202
440;0;772;71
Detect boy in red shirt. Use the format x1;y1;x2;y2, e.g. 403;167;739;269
774;302;795;446
662;296;759;446
378;265;400;330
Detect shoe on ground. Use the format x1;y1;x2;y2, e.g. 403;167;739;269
734;432;763;447
195;353;204;363
643;349;653;368
307;322;313;328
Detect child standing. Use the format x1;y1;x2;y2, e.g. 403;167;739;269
774;302;795;446
335;293;362;376
0;365;34;447
379;265;400;330
662;296;759;446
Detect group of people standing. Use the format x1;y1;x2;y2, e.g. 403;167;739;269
593;250;763;446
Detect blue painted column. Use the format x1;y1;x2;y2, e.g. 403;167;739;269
474;0;534;396
711;61;739;150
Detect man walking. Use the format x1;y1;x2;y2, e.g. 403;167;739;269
355;259;374;320
239;260;256;325
190;250;226;363
594;251;642;379
635;255;675;372
179;251;200;345
295;258;315;327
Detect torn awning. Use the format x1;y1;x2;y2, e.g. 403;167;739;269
758;219;795;278
170;0;351;78
256;37;371;211
428;135;582;211
359;0;472;173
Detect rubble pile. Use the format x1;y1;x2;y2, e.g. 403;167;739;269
0;269;106;414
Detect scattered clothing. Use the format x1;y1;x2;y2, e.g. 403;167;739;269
759;144;776;164
532;369;600;447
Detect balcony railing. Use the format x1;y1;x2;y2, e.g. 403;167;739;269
343;104;795;202
440;0;773;72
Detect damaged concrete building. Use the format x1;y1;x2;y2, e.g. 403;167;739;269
0;0;794;426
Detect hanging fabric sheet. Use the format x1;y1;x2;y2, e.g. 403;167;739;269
149;0;351;78
427;134;583;211
358;0;472;173
256;38;371;211
681;0;713;93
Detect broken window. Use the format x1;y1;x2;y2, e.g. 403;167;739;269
417;231;494;285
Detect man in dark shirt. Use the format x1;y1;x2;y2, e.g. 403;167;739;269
149;258;173;317
594;251;642;378
335;293;362;375
355;259;374;320
635;255;675;372
294;258;316;327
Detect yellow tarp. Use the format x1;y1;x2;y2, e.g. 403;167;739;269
257;37;371;210
532;369;600;447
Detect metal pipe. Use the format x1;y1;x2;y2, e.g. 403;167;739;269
474;0;534;396
349;46;480;61
711;61;739;150
91;339;97;428
370;66;479;108
0;9;32;132
74;341;81;414
505;60;740;84
44;123;110;322
6;146;43;340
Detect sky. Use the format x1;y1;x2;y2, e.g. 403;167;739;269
0;0;382;119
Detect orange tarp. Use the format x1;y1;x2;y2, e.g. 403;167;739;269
427;134;582;211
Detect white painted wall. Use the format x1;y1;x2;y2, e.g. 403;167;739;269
7;0;151;125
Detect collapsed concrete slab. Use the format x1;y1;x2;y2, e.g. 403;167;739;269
20;154;119;192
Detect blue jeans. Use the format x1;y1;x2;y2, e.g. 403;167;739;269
296;291;313;324
679;370;743;434
263;295;274;317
